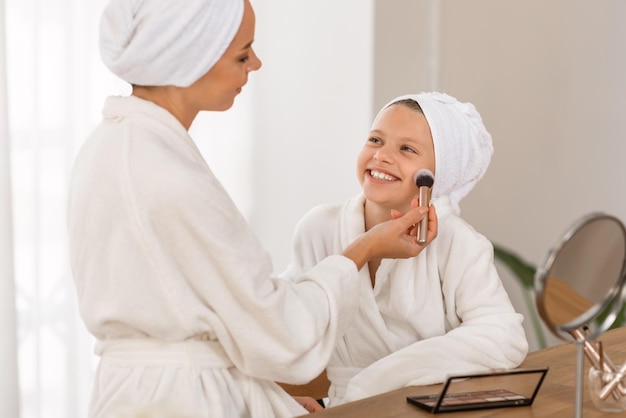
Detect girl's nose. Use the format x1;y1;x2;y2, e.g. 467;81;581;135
374;146;394;163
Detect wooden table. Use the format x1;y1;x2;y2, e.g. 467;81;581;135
301;326;626;417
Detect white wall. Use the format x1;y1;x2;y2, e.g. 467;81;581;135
373;0;440;108
439;0;626;266
247;0;374;273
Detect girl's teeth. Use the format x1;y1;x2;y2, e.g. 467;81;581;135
370;170;395;181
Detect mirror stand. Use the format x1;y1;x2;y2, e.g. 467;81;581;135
574;337;585;418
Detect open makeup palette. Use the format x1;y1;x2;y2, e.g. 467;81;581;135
406;367;548;414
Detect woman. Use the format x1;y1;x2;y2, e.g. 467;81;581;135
67;1;435;417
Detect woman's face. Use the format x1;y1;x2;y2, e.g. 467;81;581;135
356;103;436;214
187;0;262;111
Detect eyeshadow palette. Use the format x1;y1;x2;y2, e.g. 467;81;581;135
407;367;549;414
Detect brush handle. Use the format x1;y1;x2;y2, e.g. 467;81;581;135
417;186;431;244
570;329;626;399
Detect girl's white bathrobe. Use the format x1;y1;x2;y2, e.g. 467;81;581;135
282;194;529;406
67;96;361;418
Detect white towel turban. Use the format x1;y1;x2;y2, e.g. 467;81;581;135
375;92;493;209
99;0;244;87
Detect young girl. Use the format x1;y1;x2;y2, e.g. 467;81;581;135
282;92;529;406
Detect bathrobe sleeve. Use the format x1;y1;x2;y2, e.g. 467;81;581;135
339;213;528;403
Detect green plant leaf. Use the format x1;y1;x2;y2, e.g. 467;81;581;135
595;299;626;331
612;305;626;330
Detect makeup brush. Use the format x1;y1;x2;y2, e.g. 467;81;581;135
414;169;434;245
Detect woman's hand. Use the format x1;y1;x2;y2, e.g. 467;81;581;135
391;198;438;246
293;396;324;413
342;202;438;270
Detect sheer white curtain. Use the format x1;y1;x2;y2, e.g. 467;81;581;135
1;0;254;417
0;0;19;415
4;0;121;416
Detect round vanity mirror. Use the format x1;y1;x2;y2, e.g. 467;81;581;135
534;213;626;417
535;213;626;342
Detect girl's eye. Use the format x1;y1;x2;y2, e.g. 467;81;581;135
239;55;250;63
368;137;382;144
401;145;417;154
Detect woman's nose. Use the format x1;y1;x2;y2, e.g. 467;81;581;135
248;49;262;72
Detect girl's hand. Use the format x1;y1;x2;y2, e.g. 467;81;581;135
293;396;324;413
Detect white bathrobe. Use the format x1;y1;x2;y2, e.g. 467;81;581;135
67;95;361;418
282;194;529;406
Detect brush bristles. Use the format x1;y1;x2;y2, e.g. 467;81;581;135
414;169;434;188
